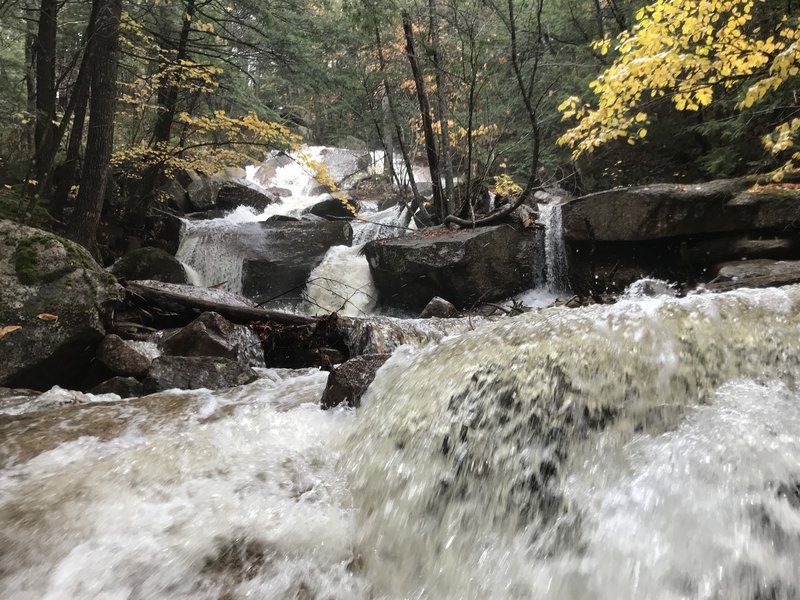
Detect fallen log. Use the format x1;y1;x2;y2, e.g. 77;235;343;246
122;280;317;327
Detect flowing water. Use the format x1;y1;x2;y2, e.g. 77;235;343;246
3;285;800;598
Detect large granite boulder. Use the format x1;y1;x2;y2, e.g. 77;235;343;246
241;220;353;306
364;224;544;310
142;356;259;393
320;353;391;409
0;220;123;390
110;247;190;284
560;179;800;295
705;259;800;291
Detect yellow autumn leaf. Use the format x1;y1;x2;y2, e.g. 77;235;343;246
36;313;59;322
0;325;22;338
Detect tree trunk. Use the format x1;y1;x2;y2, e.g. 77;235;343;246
428;0;454;215
402;10;445;223
374;21;432;226
66;0;122;255
24;18;37;156
33;0;58;183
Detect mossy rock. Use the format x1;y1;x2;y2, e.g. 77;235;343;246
13;232;98;286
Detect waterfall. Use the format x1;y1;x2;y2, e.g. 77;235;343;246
348;285;800;599
176;219;247;292
303;244;377;317
539;202;570;294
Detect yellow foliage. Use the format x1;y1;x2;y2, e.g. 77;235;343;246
558;0;800;175
493;173;523;196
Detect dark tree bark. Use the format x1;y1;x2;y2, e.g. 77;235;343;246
428;0;454;214
33;0;58;183
66;0;122;254
374;21;432;226
402;10;445;223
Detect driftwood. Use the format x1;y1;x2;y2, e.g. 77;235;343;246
122;280;317;327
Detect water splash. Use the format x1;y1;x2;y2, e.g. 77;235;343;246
0;371;366;600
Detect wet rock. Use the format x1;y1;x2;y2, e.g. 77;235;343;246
706;259;800;291
90;376;144;399
109;247;190;284
187;179;222;212
216;183;279;212
250;154;294;188
142;356;258;392
561;179;800;242
321;353;391;409
560;178;800;295
240;220;353;307
364;224;544;310
0;220;123;390
96;334;151;377
307;197;360;220
159;311;239;359
267;186;292;198
420;296;459;318
144;212;183;255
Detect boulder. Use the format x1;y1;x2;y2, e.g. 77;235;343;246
320;353;391;409
144;212;183;255
560;179;800;295
142;356;259;393
110;247;190;284
159;311;239;359
96;334;151;377
307;197;360;220
0;220;123;390
241;220;353;306
419;296;459;318
251;154;294;188
364;224;544;310
561;179;800;242
90;376;144;399
216;183;279;212
187;179;222;212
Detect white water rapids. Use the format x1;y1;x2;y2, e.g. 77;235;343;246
3;285;800;598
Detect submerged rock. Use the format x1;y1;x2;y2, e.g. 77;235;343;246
159;311;239;359
89;376;144;399
419;296;459;319
142;356;258;392
96;334;151;377
0;220;123;390
110;247;190;284
320;353;391;409
364;224;544;310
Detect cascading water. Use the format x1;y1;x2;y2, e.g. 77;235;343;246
3;286;800;598
539;202;570;294
304;244;377;317
347;285;800;599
